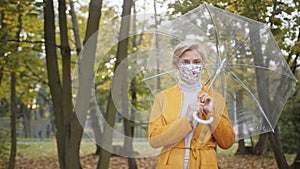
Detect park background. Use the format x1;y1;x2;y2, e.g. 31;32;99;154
0;0;299;168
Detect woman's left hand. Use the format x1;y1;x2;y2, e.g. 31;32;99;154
199;93;214;114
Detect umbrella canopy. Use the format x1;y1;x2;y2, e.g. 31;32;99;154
144;3;298;139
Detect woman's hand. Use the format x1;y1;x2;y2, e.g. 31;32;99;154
199;93;214;114
186;102;203;123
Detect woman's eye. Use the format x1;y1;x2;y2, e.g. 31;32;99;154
194;60;202;64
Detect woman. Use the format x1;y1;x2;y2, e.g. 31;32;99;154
148;40;235;169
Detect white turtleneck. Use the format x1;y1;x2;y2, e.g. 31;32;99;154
178;79;202;169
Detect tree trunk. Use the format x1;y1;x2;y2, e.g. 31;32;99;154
126;2;138;168
79;0;103;157
236;139;246;155
90;99;102;154
291;149;300;169
8;2;22;168
69;0;82;55
44;0;65;168
254;133;268;155
76;0;103;132
58;0;83;168
0;12;7;86
22;104;31;138
153;0;160;90
268;126;289;169
8;72;16;169
235;89;254;155
98;0;133;168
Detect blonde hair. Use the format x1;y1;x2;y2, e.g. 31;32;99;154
172;40;207;67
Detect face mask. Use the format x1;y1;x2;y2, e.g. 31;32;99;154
178;64;202;84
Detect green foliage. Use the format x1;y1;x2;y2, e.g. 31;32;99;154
0;0;47;117
0;98;9;117
279;82;300;154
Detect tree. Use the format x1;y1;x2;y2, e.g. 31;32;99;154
44;0;82;168
8;1;22;167
76;0;103;158
44;0;104;168
98;0;133;168
0;0;45;167
123;2;138;168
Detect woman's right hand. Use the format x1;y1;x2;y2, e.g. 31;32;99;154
186;102;203;123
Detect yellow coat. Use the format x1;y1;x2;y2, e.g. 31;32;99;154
148;85;235;169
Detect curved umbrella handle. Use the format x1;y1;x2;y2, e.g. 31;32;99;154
192;111;214;124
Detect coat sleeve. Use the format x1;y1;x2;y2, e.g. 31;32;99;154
148;93;193;149
203;89;235;149
211;104;235;149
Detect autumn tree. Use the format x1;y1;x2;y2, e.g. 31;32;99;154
44;0;104;168
98;0;133;169
44;0;82;168
0;0;46;167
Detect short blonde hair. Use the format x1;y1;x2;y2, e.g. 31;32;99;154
172;40;207;67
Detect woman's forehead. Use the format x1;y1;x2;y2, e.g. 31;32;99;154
179;50;202;59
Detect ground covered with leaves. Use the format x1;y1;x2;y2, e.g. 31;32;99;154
1;153;295;169
0;141;295;169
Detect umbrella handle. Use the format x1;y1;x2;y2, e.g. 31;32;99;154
192;111;214;124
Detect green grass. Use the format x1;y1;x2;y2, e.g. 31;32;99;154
17;140;96;158
16;140;238;158
17;138;53;142
217;143;238;155
18;142;58;158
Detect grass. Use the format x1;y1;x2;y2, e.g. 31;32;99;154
217;143;238;155
18;141;57;158
16;140;238;159
17;139;96;158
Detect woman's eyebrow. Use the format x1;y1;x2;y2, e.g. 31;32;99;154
193;59;202;61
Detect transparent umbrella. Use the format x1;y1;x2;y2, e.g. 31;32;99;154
144;3;298;139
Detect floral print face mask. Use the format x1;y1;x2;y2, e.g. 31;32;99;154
178;64;203;84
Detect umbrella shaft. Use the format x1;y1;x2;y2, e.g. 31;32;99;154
207;58;227;91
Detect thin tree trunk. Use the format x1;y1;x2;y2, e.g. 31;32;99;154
58;0;83;168
70;0;82;55
235;90;248;155
126;2;138;168
268;126;289;169
77;0;103;130
153;0;160;90
254;133;268;155
83;0;103;45
0;12;7;85
98;0;133;168
8;72;16;169
8;2;22;168
79;0;103;157
90;99;102;154
291;149;300;169
22;104;31;138
43;0;65;168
